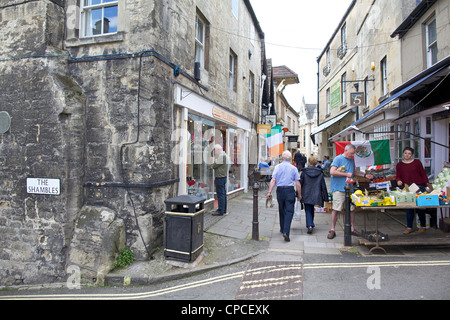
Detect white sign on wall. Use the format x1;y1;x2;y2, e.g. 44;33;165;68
27;178;60;195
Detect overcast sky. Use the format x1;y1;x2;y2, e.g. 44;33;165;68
250;0;354;111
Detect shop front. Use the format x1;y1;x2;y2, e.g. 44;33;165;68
173;84;252;205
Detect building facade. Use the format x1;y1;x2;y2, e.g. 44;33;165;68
314;0;418;159
0;0;266;286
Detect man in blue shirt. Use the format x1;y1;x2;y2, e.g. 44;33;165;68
328;144;373;239
266;151;302;242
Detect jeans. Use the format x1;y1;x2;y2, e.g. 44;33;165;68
215;177;227;214
276;187;296;236
304;204;315;228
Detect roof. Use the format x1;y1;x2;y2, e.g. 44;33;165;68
243;0;265;41
273;65;299;85
391;0;438;39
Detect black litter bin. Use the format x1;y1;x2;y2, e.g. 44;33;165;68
164;195;205;262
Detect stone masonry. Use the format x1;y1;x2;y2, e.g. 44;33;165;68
0;0;265;285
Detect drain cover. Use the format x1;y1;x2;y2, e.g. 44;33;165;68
235;261;303;300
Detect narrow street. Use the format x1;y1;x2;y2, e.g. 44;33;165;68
2;252;450;302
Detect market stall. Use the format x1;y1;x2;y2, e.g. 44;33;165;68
351;166;450;254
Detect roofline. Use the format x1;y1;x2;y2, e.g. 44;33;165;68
244;0;265;40
317;0;357;62
391;0;438;39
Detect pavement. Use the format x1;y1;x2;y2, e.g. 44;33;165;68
103;179;364;287
104;177;450;287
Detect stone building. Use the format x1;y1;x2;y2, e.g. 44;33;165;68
0;0;266;286
313;0;419;159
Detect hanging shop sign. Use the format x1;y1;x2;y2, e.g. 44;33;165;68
212;107;238;126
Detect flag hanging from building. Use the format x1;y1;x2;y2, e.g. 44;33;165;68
334;140;391;167
267;125;283;158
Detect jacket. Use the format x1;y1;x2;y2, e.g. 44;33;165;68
212;152;229;178
300;166;328;206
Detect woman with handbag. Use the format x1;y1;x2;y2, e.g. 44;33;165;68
300;156;329;234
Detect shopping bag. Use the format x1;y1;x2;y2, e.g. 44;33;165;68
293;200;302;221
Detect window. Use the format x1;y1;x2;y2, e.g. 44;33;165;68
81;0;118;37
341;23;347;49
195;15;206;68
326;88;331;115
364;76;369;109
249;71;255;103
381;57;388;96
229;50;237;92
426;17;438;67
232;0;239;19
341;73;347;106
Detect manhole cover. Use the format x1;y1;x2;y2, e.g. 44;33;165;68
235;261;303;300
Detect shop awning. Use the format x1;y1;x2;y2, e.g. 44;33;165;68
310;109;353;144
329;65;445;142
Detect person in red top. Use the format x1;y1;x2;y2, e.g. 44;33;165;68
396;147;429;234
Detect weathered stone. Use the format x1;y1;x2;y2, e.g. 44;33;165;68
68;206;125;286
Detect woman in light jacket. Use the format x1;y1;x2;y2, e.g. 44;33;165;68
300;156;329;234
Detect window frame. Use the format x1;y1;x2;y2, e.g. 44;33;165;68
80;0;119;38
381;56;388;96
425;17;438;67
195;14;206;68
229;50;237;92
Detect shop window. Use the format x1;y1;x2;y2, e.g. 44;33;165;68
81;0;118;37
187;114;215;200
227;128;244;193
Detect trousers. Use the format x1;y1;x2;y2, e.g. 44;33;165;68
215;177;227;214
276;187;296;236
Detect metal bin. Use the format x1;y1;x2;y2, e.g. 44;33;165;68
164;195;205;262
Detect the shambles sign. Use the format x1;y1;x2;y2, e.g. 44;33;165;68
27;178;60;195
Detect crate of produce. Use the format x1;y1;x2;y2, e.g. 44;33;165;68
416;194;439;206
390;191;416;203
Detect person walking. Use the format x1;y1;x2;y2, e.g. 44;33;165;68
328;144;373;239
300;156;329;234
396;147;429;234
212;144;229;216
266;151;302;242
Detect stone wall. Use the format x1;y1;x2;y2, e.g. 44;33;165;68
0;0;263;286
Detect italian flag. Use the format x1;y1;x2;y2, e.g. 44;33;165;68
267;125;283;158
335;140;391;167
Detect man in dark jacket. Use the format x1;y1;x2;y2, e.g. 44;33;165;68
300;156;328;234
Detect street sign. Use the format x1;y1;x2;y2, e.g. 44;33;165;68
27;178;60;195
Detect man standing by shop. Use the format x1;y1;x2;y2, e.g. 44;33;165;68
266;151;302;242
327;144;373;239
212;144;229;216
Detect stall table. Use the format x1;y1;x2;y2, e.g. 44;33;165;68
358;203;450;254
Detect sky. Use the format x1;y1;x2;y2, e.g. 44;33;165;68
250;0;354;111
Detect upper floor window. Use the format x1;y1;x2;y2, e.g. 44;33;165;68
232;0;239;19
81;0;118;37
229;50;237;92
341;73;347;106
381;56;388;96
195;15;206;68
426;17;438;67
249;71;255;103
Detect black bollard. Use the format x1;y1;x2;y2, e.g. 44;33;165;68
252;171;260;241
344;182;352;246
